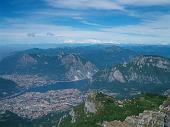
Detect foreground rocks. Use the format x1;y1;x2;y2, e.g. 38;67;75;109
103;97;170;127
125;110;165;127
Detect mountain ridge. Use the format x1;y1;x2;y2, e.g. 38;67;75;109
93;55;170;84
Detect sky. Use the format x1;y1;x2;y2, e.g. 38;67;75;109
0;0;170;45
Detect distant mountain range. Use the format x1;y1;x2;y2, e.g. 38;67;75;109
66;45;137;68
120;45;170;58
93;55;170;84
92;55;170;97
0;45;170;97
16;44;137;68
0;45;137;90
0;44;170;127
0;52;98;81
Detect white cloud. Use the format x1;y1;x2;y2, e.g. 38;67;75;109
118;0;170;6
45;0;170;11
104;14;170;37
1;14;170;44
33;10;82;18
46;0;124;10
80;20;105;27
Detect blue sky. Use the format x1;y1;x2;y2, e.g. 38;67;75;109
0;0;170;44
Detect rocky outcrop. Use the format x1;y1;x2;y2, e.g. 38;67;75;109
84;101;97;114
160;97;170;127
69;109;76;123
125;110;165;127
102;121;133;127
109;97;170;127
108;69;125;83
103;110;167;127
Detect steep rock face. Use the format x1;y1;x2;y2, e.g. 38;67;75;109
84;93;98;114
93;55;170;85
160;97;170;127
60;54;98;81
84;101;97;114
65;92;104;126
0;52;98;84
108;70;125;83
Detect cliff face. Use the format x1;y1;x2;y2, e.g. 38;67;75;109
60;54;98;81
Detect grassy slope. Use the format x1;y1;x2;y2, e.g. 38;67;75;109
60;93;166;127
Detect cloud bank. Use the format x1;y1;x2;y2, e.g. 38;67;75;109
0;0;170;44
